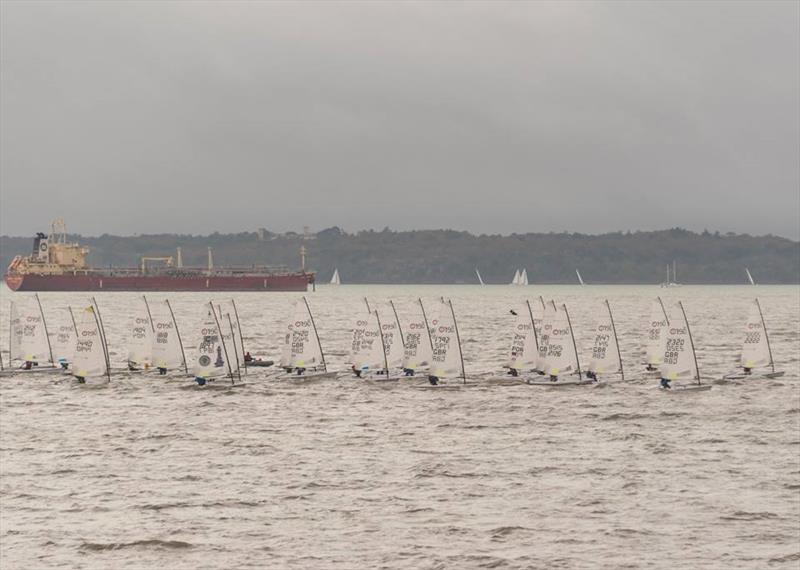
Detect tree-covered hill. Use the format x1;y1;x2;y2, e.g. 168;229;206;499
1;227;798;284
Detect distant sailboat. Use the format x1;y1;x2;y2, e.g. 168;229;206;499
72;304;110;383
192;302;237;385
401;298;434;375
645;297;670;372
659;301;709;391
475;268;485;286
576;269;585;286
276;297;334;380
127;296;154;371
428;298;466;385
151;300;188;374
9;295;55;370
510;269;521;285
505;300;539;376
745;267;756;286
520;269;529;286
330;268;341;286
661;260;682;288
586;300;624;382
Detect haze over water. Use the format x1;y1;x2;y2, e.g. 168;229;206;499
1;284;799;569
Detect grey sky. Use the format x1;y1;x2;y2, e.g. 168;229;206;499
1;1;798;238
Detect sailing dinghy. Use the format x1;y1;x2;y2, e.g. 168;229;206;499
585;300;624;383
347;310;389;378
330;268;341;285
72;304;111;384
369;301;407;380
274;297;336;381
400;298;434;378
51;308;78;371
527;303;588;386
127;296;154;371
658;302;710;392
424;298;467;387
723;298;783;380
510;269;521;285
491;300;539;384
644;297;670;373
150;300;188;376
190;302;240;386
8;295;56;372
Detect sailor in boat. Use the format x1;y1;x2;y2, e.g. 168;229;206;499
660;377;672;389
22;360;37;370
157;366;168;375
585;370;598;382
743;367;751;375
74;375;86;384
428;374;440;385
244;352;253;363
351;364;362;378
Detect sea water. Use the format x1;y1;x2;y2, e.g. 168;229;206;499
1;284;798;569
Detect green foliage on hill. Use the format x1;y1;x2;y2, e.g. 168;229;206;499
1;227;798;284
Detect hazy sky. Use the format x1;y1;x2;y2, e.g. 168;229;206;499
1;1;798;238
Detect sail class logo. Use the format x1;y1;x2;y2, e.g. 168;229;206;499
670;327;686;335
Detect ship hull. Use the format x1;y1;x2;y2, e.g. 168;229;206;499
4;273;312;292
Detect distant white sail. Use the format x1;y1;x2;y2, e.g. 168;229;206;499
659;303;699;382
331;268;341;285
402;299;433;371
429;299;465;379
288;298;325;369
72;305;108;379
380;304;404;368
51;311;77;366
576;269;585;286
740;299;772;369
475;268;485;286
511;269;521;285
127;297;154;368
535;301;558;372
745;268;756;286
9;299;52;364
151;301;185;370
278;305;295;369
541;304;580;377
520;269;529;286
588;301;622;375
192;304;232;380
507;301;538;371
645;298;670;366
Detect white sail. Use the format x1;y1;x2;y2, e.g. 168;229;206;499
349;311;385;372
645;298;670;366
511;269;520;285
520;269;529;286
541;304;580;376
588;301;621;375
278;306;295;368
127;297;154;368
192;304;232;379
379;305;404;368
745;268;756;286
330;268;341;285
9;299;52;363
288;299;324;369
576;269;585;286
402;299;433;371
659;305;698;382
740;299;771;369
475;268;485;286
72;305;108;378
429;300;464;379
535;301;558;371
51;314;76;366
151;302;185;370
507;301;538;371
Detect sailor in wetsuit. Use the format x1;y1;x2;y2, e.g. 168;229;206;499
428;375;439;386
585;371;598;382
743;367;752;375
660;377;672;389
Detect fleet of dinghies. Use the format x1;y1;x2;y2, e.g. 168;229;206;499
0;294;786;391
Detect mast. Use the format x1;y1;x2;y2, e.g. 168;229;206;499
226;313;242;382
657;296;670;326
447;300;466;384
230;299;247;376
754;298;775;373
673;260;677;284
165;299;188;374
91;297;111;378
34;293;55;366
475;268;485;286
142;295;155;332
302;296;327;372
418;298;435;353
374;310;390;374
562;304;582;378
746;268;756;286
209;302;235;384
605;299;624;381
525;299;539;350
389;300;405;347
364;297;371;314
678;301;701;384
68;306;79;337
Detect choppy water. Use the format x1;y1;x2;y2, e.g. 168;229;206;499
1;284;799;569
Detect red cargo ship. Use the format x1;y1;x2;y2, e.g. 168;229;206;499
4;221;314;292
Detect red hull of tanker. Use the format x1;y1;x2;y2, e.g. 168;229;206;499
4;273;313;292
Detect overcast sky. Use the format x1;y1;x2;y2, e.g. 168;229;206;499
1;1;798;239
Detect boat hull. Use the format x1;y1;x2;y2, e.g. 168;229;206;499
4;273;312;292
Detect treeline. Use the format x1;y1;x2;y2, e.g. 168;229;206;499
1;227;798;284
